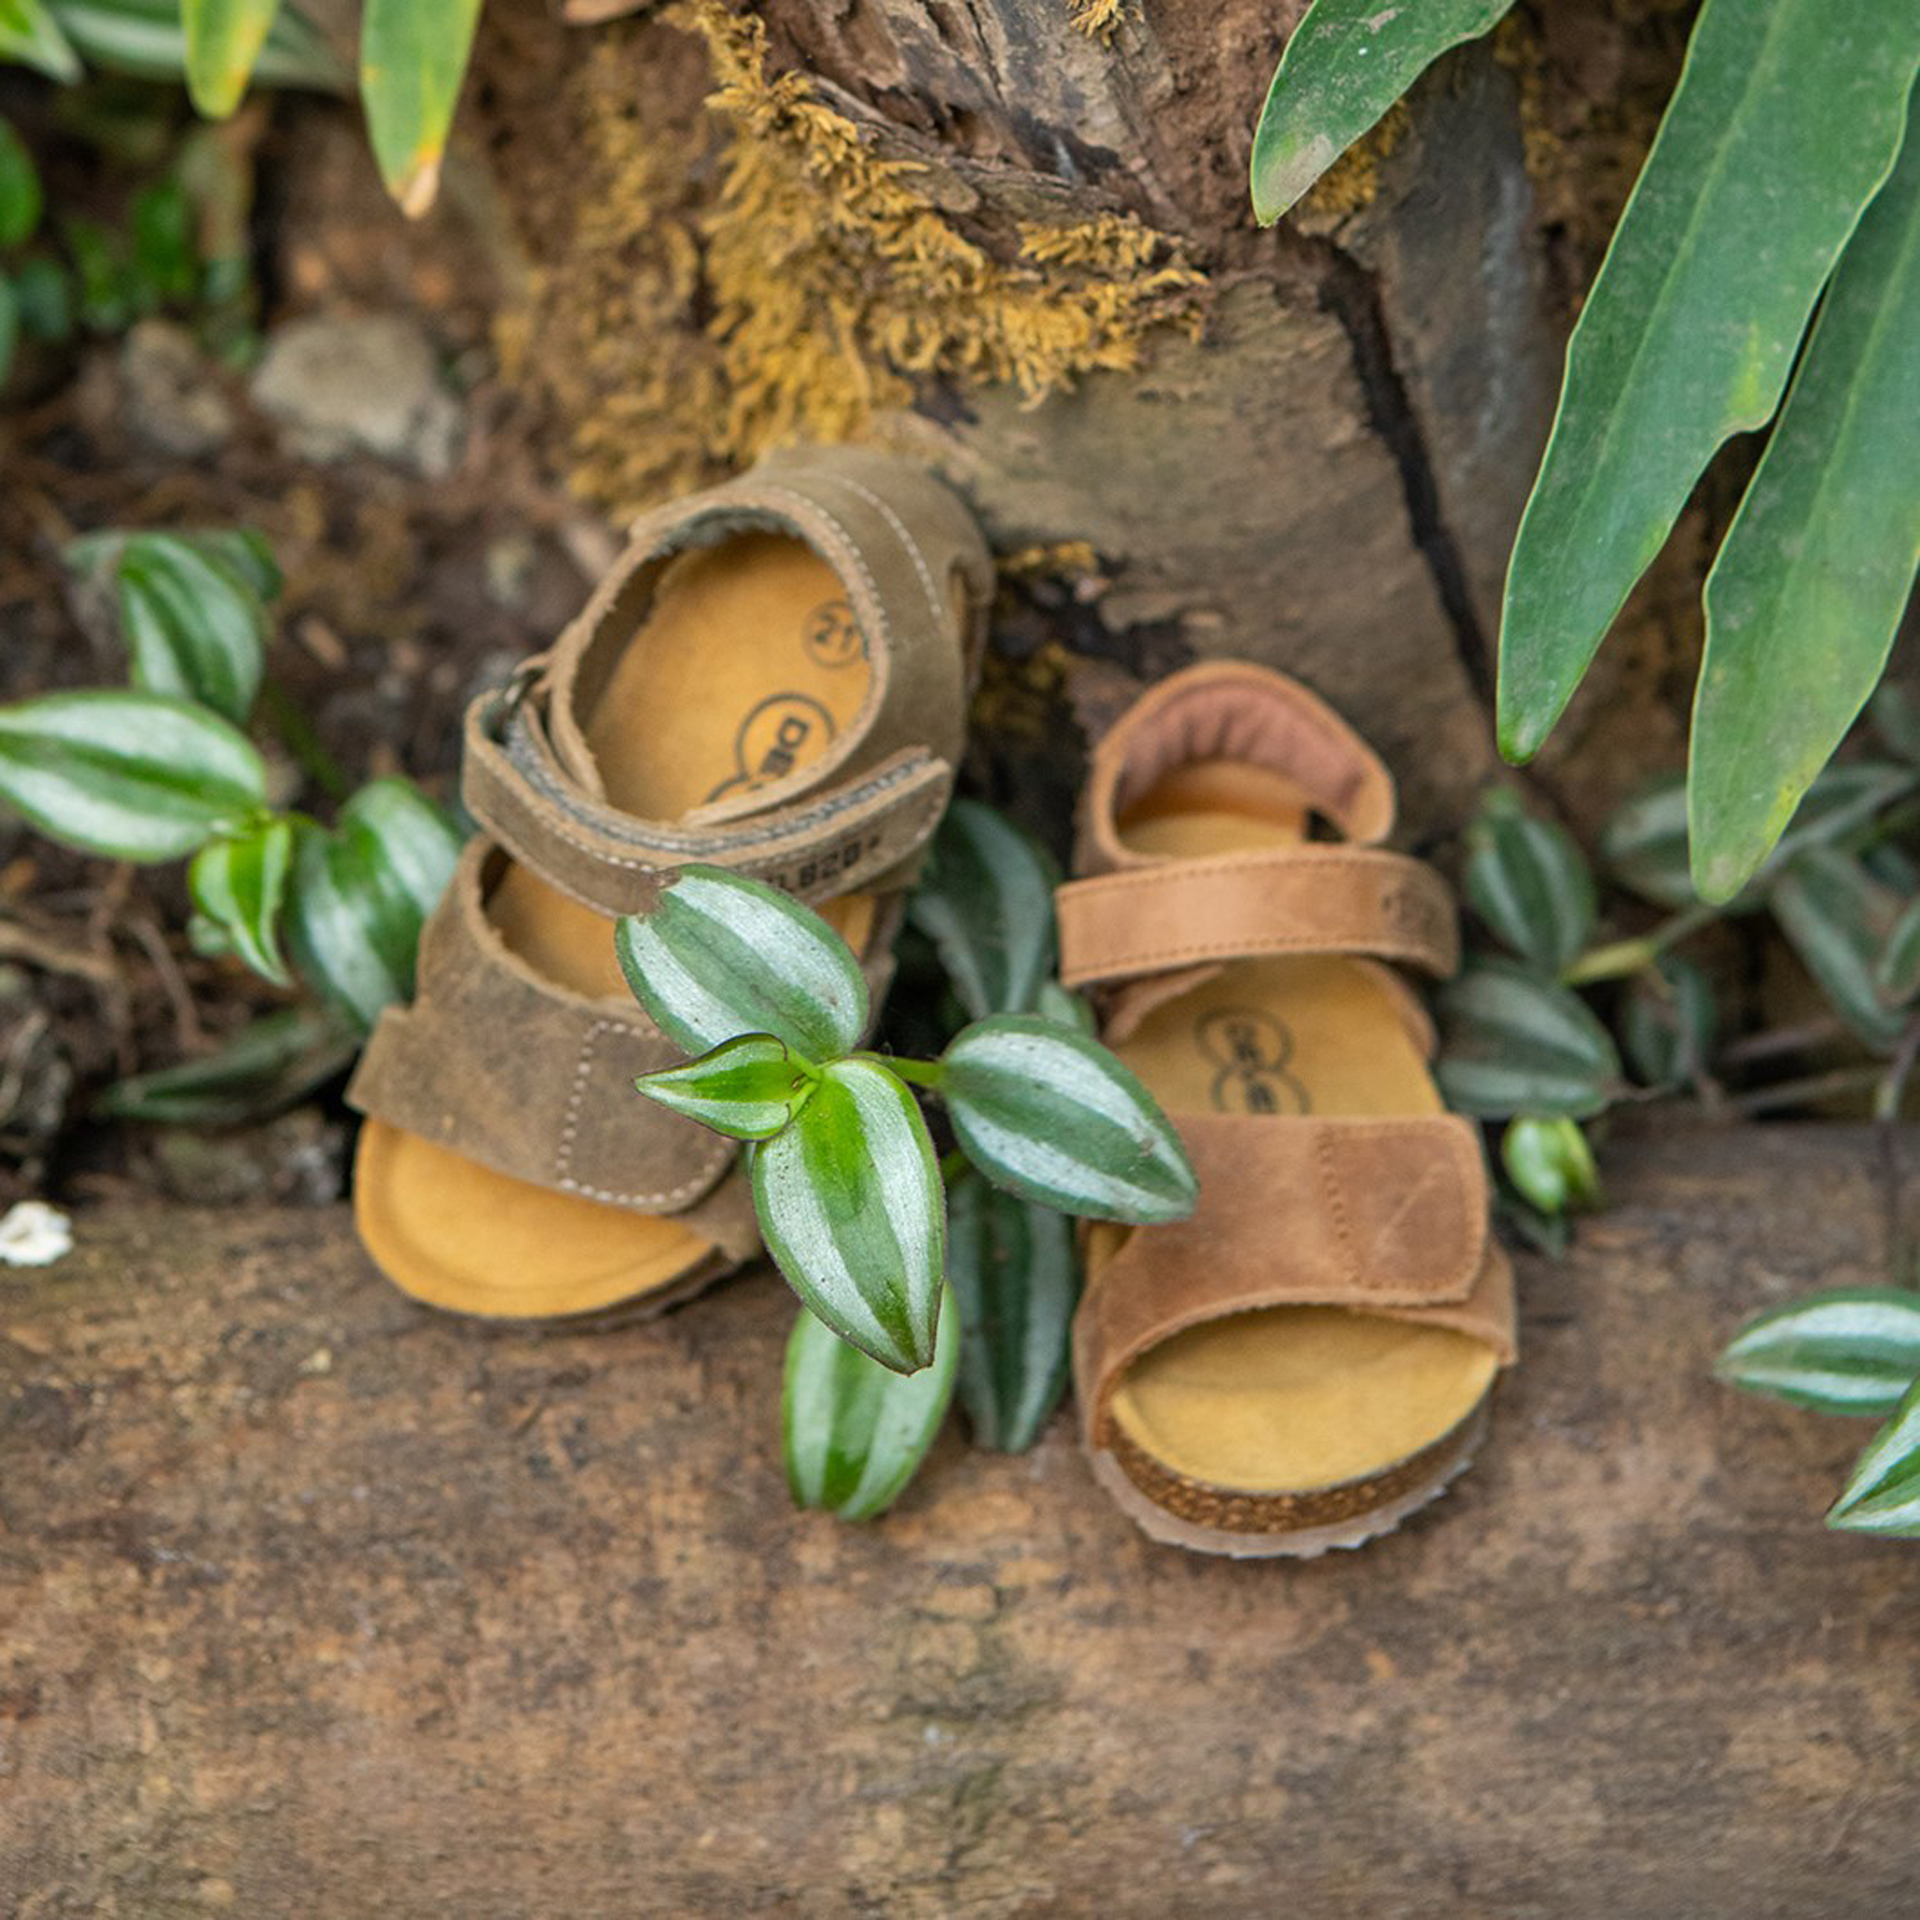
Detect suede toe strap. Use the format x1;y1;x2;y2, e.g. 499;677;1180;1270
1075;1111;1517;1448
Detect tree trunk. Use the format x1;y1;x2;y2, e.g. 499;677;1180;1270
475;0;1696;848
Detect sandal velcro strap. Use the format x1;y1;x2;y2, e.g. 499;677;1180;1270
1055;845;1460;990
346;841;896;1215
1073;1112;1516;1444
462;686;954;918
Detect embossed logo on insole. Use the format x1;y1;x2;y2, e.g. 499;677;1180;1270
1197;1006;1310;1115
704;692;836;803
803;599;866;669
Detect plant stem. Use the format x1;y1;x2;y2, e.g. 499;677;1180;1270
1561;902;1720;986
1722;1066;1884;1119
861;1053;946;1090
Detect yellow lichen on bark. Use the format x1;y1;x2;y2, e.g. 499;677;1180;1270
500;0;1203;516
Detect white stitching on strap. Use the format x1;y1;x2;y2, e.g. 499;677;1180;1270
817;471;947;635
754;482;896;659
554;1018;730;1209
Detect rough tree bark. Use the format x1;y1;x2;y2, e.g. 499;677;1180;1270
471;0;1694;845
2;1127;1916;1911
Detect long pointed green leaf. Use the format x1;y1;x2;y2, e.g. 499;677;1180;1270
1828;1375;1920;1535
1499;0;1920;764
635;1033;817;1142
941;1014;1197;1224
751;1059;945;1374
360;0;482;218
1718;1288;1920;1419
1689;100;1920;902
1250;0;1515;225
946;1168;1078;1453
183;0;282;117
783;1286;959;1521
114;534;269;726
0;689;265;862
616;865;868;1065
906;797;1060;1022
0;0;82;82
44;0;344;90
189;816;292;987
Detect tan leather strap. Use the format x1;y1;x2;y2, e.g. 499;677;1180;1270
1055;845;1460;990
462;686;955;917
462;444;993;917
1074;1112;1517;1446
347;842;896;1220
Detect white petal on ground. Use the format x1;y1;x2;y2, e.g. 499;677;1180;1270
0;1201;74;1267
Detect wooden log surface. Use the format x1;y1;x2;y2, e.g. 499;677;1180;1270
3;1126;1917;1915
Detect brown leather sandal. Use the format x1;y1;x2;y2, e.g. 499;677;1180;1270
348;446;993;1319
1056;662;1516;1556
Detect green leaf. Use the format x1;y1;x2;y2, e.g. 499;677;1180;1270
284;778;462;1029
12;254;72;342
750;1058;945;1375
188;816;292;987
941;1013;1198;1224
1877;897;1920;1005
906;798;1060;1021
1463;787;1596;974
0;0;82;82
1603;762;1915;910
1718;1287;1920;1419
69;525;282;601
1499;1115;1601;1218
1690;100;1920;903
360;0;482;218
0;116;43;249
1620;952;1717;1088
183;0;282;117
616;864;868;1066
1435;956;1624;1120
113;534;268;726
783;1285;959;1521
1249;0;1515;225
1828;1375;1920;1536
43;0;345;91
0;270;15;389
634;1033;817;1143
61;215;129;333
94;1003;359;1127
1497;0;1920;764
127;177;197;305
0;689;265;862
1768;847;1909;1053
946;1167;1077;1454
1033;977;1096;1037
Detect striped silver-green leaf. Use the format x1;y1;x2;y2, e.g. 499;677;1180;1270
946;1167;1077;1453
0;689;265;862
1877;897;1920;1005
1464;787;1596;975
188;815;292;987
95;1004;358;1127
1620;953;1718;1089
38;0;344;89
1499;0;1920;766
1689;99;1920;904
115;533;269;726
1768;848;1908;1054
284;778;462;1029
751;1058;944;1374
1249;0;1515;225
1435;956;1623;1120
616;864;868;1066
635;1033;817;1143
1718;1288;1920;1419
906;797;1059;1021
0;0;81;81
1828;1376;1920;1537
784;1284;959;1522
1603;762;1914;910
941;1013;1197;1224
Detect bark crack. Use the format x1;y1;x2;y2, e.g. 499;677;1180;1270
1310;240;1497;713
